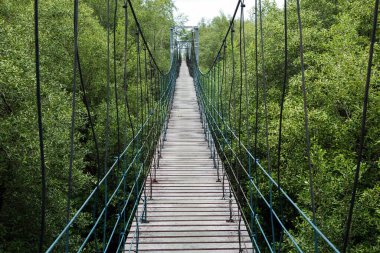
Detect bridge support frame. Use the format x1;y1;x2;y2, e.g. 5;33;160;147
170;26;199;61
194;27;199;63
170;27;174;64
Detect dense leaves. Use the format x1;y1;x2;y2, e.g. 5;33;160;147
196;0;379;251
1;0;379;252
0;0;175;251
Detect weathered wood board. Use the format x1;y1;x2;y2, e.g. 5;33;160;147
124;62;253;252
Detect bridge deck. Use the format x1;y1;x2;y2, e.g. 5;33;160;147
125;62;252;252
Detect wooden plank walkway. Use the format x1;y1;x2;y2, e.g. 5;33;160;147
125;61;253;252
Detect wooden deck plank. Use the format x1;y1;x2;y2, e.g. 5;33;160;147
125;62;252;252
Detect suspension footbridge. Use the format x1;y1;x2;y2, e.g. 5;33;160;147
25;0;379;252
125;61;251;252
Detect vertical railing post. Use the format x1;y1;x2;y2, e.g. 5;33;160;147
216;156;221;182
170;27;174;64
194;27;199;64
141;188;149;223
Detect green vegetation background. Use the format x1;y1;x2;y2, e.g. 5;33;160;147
0;0;175;251
196;0;379;252
0;0;379;252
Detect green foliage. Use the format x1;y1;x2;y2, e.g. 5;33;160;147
198;13;229;71
197;0;379;251
1;0;379;251
0;0;174;251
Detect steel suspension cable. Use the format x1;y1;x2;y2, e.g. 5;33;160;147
237;2;246;250
227;30;234;203
65;0;79;251
343;0;379;251
276;0;288;251
76;50;101;251
222;44;226;121
123;2;135;152
238;1;244;161
33;0;46;251
295;0;318;251
142;45;149;220
228;22;235;130
217;54;221;117
138;33;143;146
277;0;288;194
213;64;217;128
252;0;260;242
232;22;237;134
103;0;112;248
134;30;141;251
126;0;167;75
122;3;135;237
144;47;148;133
258;0;276;249
240;0;253;243
114;0;122;174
